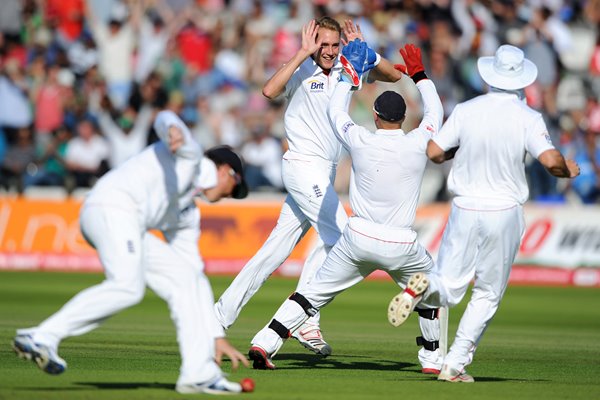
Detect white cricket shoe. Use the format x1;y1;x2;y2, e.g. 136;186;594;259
13;334;67;375
388;272;429;327
437;364;475;383
248;345;276;370
291;322;332;356
176;376;243;394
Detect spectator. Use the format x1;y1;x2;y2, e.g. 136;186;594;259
0;126;36;194
84;0;139;110
64;117;109;190
0;59;33;131
32;64;74;151
24;126;72;189
67;30;99;77
45;0;86;50
133;6;176;84
97;100;154;168
240;123;284;191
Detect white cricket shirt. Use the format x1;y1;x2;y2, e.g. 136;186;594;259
86;111;217;231
433;91;555;205
328;80;443;228
283;57;344;162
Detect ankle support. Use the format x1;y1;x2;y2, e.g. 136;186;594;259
415;307;438;320
416;336;439;351
289;292;317;317
269;319;291;339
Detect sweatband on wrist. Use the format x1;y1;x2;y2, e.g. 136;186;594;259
411;71;428;83
374;52;381;66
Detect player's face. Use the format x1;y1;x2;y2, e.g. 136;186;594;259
203;165;241;202
314;27;340;71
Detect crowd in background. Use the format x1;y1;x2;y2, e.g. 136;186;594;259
0;0;599;204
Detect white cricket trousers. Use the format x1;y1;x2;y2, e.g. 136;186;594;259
27;203;222;385
215;153;348;329
251;217;436;354
437;199;525;371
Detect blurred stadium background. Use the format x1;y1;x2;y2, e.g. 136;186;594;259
0;0;599;285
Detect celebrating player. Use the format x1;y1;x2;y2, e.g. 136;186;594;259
13;111;253;395
214;18;402;357
395;44;580;383
247;41;445;369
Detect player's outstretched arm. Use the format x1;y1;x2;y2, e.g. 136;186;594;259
369;57;403;82
397;44;443;135
263;20;321;99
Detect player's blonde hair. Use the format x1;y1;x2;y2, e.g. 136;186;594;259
315;16;341;35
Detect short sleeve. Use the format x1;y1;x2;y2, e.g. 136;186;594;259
525;114;555;158
433;104;461;151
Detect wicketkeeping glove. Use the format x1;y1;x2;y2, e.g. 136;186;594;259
396;43;428;83
340;39;368;86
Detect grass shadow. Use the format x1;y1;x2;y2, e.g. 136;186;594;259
76;382;174;390
276;352;416;371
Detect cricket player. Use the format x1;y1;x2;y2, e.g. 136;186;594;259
246;41;445;369
13;111;254;395
396;44;580;382
214;17;402;357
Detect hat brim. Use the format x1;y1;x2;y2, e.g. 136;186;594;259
477;56;538;90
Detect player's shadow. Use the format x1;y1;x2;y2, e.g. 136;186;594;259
76;382;174;390
418;375;549;383
14;382;174;392
277;352;415;371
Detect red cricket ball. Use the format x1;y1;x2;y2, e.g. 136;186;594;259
240;377;255;393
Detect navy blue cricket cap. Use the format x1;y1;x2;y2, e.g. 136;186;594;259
373;91;406;122
204;145;249;199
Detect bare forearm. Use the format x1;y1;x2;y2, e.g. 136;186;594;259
263;50;311;99
538;149;580;178
369;58;403;83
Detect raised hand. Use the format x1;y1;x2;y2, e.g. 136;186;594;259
301;20;322;56
341;19;363;45
397;43;425;77
340;39;368;86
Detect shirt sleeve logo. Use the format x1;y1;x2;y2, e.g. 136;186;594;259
342;121;355;134
542;131;552;144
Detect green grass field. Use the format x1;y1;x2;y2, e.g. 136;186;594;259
1;271;599;400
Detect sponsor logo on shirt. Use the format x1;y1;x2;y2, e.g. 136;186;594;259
307;80;325;92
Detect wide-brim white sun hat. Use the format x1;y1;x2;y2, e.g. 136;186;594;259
477;45;538;90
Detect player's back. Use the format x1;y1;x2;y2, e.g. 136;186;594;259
445;91;542;204
348;126;430;228
85;141;200;229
